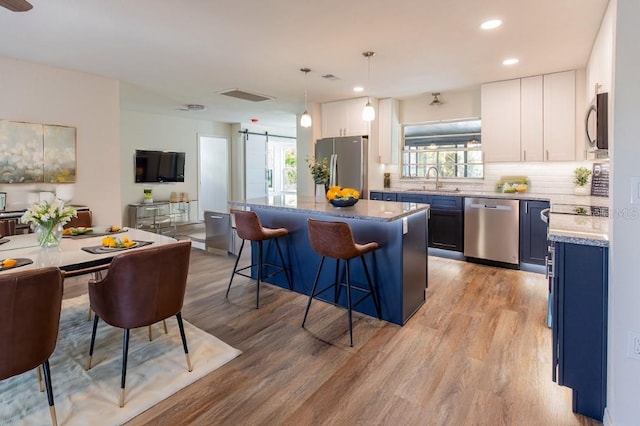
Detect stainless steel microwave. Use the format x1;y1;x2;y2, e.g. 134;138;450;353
585;92;608;151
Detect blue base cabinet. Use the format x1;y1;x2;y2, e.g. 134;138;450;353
369;191;397;201
552;241;608;421
520;200;550;265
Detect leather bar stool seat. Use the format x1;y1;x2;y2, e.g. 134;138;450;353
226;209;292;308
302;218;382;346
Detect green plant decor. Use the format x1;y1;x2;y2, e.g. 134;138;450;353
574;167;592;187
305;156;329;185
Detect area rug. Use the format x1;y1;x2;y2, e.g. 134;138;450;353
0;294;242;425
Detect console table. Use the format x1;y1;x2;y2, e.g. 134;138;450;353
128;201;197;234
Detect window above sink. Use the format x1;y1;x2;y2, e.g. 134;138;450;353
401;118;484;180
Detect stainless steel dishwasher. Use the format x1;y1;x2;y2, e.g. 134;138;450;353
464;198;520;265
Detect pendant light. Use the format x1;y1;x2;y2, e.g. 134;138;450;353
362;51;376;121
300;68;312;128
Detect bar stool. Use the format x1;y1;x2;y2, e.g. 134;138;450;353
302;218;382;346
226;209;292;308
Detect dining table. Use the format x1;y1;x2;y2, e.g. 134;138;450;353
0;227;178;276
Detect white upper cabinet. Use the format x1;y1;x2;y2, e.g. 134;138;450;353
321;97;371;138
520;75;544;161
481;79;521;162
482;70;576;163
543;70;576;161
377;98;400;164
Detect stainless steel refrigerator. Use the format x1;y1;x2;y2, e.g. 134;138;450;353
315;136;368;198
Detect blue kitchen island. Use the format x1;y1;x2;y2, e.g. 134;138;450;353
230;195;429;325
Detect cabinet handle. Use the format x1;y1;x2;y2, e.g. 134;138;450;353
523;150;526;162
546;149;549;161
525;201;528;214
546;246;555;279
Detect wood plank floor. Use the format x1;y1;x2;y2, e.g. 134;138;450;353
63;247;601;426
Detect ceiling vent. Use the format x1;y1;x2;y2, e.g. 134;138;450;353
181;104;206;111
219;89;273;102
322;74;340;81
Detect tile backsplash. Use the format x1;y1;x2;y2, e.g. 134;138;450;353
383;161;605;195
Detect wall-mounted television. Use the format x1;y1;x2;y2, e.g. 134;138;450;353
135;150;185;183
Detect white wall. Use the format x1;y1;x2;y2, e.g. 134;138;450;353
609;1;640;424
400;88;481;125
296;102;321;197
120;110;231;224
0;56;120;224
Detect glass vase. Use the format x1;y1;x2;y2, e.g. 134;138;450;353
36;223;63;248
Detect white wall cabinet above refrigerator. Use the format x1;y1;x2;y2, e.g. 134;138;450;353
481;70;576;163
321;97;373;138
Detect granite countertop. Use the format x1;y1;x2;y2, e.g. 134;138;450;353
548;213;609;247
371;187;597;203
229;195;429;222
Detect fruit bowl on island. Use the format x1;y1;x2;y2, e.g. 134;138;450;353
329;197;359;207
326;186;360;207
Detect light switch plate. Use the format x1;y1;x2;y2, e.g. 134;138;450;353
631;177;640;204
627;331;640;359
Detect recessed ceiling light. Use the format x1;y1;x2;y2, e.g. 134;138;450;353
481;19;502;30
353;86;364;92
503;58;519;66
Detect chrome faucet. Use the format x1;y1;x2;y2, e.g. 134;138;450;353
425;166;442;189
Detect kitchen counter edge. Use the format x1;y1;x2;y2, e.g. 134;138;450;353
229;196;429;222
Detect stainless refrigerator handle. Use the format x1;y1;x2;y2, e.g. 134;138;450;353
329;154;338;187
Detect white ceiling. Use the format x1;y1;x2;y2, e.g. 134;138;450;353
0;0;608;128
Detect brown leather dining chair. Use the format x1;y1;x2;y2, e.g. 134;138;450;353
63;210;92;229
0;267;64;426
0;218;18;236
86;240;193;407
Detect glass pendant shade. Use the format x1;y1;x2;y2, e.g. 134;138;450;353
361;51;376;122
300;67;312;128
362;100;375;121
300;110;312;128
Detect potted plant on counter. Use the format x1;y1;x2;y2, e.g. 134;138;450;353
574;166;592;195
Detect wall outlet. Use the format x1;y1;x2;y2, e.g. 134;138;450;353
627;331;640;359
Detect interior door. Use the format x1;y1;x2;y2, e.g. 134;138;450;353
198;135;228;220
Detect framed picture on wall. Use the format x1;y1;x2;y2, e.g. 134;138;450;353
0;192;5;211
0;120;77;183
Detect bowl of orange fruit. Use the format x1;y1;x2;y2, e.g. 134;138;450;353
326;186;360;207
101;235;137;250
0;258;18;270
